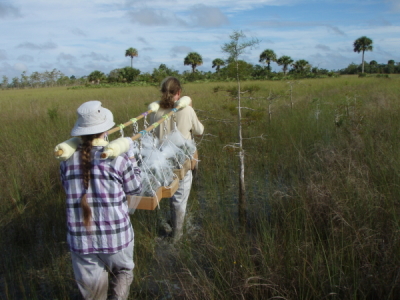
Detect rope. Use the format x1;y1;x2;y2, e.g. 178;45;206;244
118;124;125;137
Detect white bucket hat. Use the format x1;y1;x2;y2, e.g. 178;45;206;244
71;101;115;136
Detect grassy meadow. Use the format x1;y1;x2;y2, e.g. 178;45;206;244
1;75;400;299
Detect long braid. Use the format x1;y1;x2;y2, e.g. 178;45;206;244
160;77;181;109
80;134;96;230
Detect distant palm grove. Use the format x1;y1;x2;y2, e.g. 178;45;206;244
1;37;399;89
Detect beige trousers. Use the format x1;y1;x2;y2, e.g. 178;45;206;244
71;239;134;300
170;170;192;241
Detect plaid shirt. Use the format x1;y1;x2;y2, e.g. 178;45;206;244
60;145;142;254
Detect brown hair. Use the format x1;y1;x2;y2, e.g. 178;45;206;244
160;77;182;109
80;133;101;230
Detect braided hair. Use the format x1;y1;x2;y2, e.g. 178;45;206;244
80;133;101;229
159;77;181;109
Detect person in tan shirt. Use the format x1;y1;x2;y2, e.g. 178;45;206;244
149;76;204;241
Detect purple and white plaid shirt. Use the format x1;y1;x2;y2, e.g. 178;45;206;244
60;145;142;254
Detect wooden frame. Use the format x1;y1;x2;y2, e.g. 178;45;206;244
128;177;180;210
161;177;179;198
191;150;198;170
128;186;163;210
173;158;191;180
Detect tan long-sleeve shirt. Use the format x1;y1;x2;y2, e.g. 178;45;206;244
150;104;204;141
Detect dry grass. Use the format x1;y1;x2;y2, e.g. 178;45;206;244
1;76;400;299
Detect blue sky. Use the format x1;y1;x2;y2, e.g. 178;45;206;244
0;0;399;79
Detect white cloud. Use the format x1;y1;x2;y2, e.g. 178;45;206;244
366;18;392;26
17;55;34;62
39;62;53;70
374;45;395;59
0;62;10;75
124;1;291;27
171;46;193;54
81;52;111;62
0;50;7;60
385;0;400;12
326;25;346;36
124;0;300;12
127;8;185;26
0;62;19;78
254;20;346;37
0;2;21;18
14;63;27;72
189;5;229;27
170;46;193;58
138;37;148;44
84;62;108;73
308;52;352;70
17;41;57;50
315;44;330;51
71;28;88;37
120;28;131;34
58;53;77;62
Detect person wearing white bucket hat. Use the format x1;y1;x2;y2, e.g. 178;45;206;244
70;100;116;136
59;101;142;300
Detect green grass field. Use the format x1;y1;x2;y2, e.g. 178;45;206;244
1;75;400;299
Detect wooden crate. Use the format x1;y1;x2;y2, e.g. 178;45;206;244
161;177;179;198
191;150;198;170
128;186;163;210
128;177;180;210
173;158;191;180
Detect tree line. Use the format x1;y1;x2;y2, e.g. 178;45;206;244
2;36;399;89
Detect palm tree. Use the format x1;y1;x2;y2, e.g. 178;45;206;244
353;36;373;73
292;59;311;74
259;49;276;71
184;52;203;73
88;70;106;84
277;55;293;75
212;58;225;75
369;60;378;74
125;47;138;68
387;59;395;74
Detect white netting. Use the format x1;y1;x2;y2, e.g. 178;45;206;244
159;141;187;169
137;133;174;197
166;129;197;158
127;140;140;161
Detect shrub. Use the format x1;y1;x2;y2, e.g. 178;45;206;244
376;74;390;78
47;106;59;121
243;84;260;94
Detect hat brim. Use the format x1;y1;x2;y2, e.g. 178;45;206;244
71;108;115;136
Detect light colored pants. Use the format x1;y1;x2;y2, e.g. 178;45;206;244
71;239;134;300
170;170;192;241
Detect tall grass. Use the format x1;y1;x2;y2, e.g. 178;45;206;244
1;76;400;299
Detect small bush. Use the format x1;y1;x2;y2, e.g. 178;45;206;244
213;86;223;93
376;74;390;78
245;109;264;121
47;106;59;121
222;103;237;115
226;86;238;97
243;84;260;94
